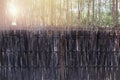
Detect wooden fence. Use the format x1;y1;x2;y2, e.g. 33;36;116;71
0;28;120;80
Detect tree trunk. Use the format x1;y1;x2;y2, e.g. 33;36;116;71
66;0;69;26
98;0;101;26
87;0;90;26
115;0;118;26
78;0;81;26
112;0;118;27
92;0;95;26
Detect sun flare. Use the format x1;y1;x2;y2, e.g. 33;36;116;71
8;4;18;17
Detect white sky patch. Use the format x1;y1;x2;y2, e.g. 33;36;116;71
12;21;17;26
70;8;78;13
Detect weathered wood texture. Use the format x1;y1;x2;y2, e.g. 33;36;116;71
0;29;120;80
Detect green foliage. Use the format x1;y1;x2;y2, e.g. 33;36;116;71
101;13;113;26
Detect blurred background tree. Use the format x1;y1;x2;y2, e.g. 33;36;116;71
0;0;120;27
